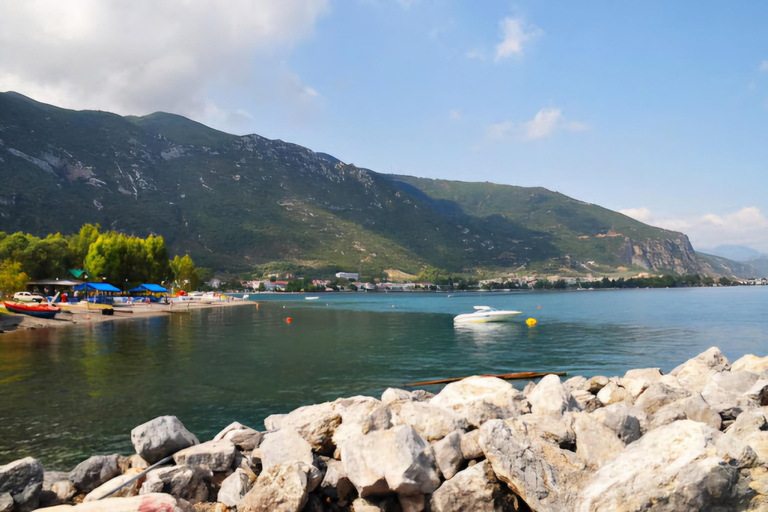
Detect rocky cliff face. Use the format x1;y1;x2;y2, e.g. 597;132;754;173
620;235;704;275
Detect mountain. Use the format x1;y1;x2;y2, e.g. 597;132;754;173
696;253;762;279
0;91;717;277
701;245;761;262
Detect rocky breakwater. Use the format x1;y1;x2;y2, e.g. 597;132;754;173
5;348;768;511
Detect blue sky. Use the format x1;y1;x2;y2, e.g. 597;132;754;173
1;1;767;250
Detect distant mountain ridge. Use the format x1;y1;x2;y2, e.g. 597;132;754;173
0;91;756;278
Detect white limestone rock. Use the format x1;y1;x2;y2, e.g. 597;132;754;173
238;462;309;512
620;367;663;399
387;400;468;441
596;380;631;406
572;412;625;468
264;401;341;454
430;376;524;427
432;431;463;480
259;429;314;470
218;468;253;508
172;440;236;471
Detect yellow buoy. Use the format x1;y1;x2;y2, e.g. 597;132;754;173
526;318;537;327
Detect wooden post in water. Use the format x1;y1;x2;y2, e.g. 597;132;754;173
404;371;566;387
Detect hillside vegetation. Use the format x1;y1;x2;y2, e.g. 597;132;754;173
0;91;740;278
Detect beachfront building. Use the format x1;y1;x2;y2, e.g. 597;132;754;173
263;280;288;291
335;272;359;280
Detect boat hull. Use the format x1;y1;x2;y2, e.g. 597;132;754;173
3;301;61;319
453;311;521;323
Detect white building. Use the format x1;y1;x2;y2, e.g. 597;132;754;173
335;272;359;280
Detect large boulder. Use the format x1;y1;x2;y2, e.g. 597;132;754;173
572;413;624;468
575;419;756;511
620;368;662;399
213;422;262;451
649;394;722;431
264;401;341;455
218;468;253;508
238;462;309;512
139;466;211;504
430;377;524;427
339;425;440;497
0;457;44;512
431;461;520;512
387;400;467;441
732;354;768;374
130;416;199;463
670;347;729;393
701;370;760;415
432;431;463;480
590;402;643;444
381;388;433;405
517;413;576;448
634;382;691;415
69;454;125;494
172;440;236;471
479;419;584;512
258;429;314;470
725;409;768;465
40;493;192;511
527;374;577;416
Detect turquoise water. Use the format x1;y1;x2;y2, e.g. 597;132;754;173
0;287;766;469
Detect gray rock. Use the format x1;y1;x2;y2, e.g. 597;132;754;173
650;394;722;431
259;429;314;470
634;382;691;415
432;431;463;480
238;462;309;512
479;419;583;512
68;454;124;493
590;402;643;444
387;400;468;441
620;367;663;398
517;413;576;448
0;493;12;512
430;376;524;428
670;346;729;393
528;374;577;416
732;354;768;374
139;465;211;504
588;375;609;394
172;440;236;471
431;461;519;512
745;380;768;406
570;389;600;413
726;409;768;464
701;371;759;416
576;419;755;511
339;425;440;497
0;457;44;512
572;412;625;468
563;375;589;392
131;416;199;463
459;429;483;460
218;467;253;508
595;380;631;406
213;421;262;451
264;401;341;455
319;458;355;505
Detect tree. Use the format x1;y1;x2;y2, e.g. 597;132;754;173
258;282;266;292
170;254;197;292
0;260;29;298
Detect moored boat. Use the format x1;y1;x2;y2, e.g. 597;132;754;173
453;306;522;324
3;301;61;319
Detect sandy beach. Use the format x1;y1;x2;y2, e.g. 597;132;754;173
0;299;254;333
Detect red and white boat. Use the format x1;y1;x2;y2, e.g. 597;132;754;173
3;301;61;319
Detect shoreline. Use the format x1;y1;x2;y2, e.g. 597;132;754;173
1;346;768;511
0;300;255;334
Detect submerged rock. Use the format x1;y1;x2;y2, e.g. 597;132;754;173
131;416;199;464
0;457;44;512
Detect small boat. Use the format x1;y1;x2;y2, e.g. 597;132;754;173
305;296;320;300
3;301;61;319
454;306;522;324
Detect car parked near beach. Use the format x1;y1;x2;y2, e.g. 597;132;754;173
12;291;45;303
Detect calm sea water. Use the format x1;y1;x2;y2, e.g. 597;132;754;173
1;287;766;469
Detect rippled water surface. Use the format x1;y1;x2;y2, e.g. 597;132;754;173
1;287;766;468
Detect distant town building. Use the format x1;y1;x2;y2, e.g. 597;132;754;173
263;280;288;291
335;272;359;280
207;278;222;288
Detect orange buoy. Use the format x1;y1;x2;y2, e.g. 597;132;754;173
538;305;541;309
286;317;292;324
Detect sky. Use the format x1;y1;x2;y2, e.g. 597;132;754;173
1;0;767;252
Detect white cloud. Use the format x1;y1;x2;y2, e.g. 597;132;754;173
448;109;462;120
487;108;587;142
620;206;768;252
0;0;329;133
760;60;768;71
465;48;487;61
495;17;543;60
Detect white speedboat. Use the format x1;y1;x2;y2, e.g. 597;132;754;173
454;306;522;324
305;296;320;300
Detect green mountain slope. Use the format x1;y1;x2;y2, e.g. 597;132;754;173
0;92;715;277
